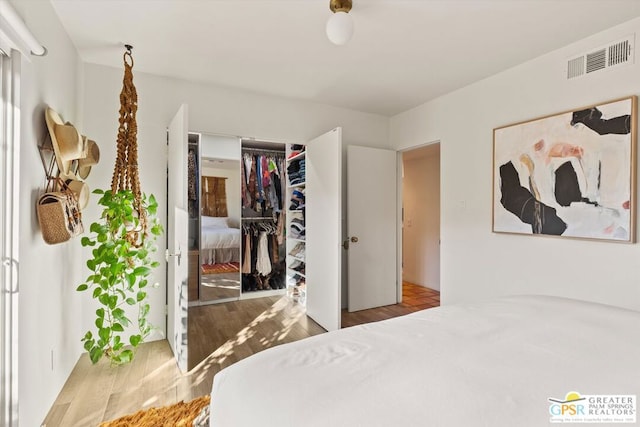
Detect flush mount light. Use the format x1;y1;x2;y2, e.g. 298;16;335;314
326;0;353;46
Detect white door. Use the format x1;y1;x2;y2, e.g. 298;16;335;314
305;128;343;331
347;145;397;312
166;104;189;372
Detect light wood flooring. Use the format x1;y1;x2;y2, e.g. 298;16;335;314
42;282;439;426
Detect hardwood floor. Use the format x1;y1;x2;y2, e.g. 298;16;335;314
42;282;439;426
341;281;440;328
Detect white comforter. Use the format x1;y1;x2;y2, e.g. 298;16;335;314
201;226;240;250
210;295;640;427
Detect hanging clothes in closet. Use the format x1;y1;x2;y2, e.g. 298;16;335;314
241;218;286;292
241;151;285;216
187;148;198;217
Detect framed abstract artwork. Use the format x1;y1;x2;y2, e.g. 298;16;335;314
493;96;637;242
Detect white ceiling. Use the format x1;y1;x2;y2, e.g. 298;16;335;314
50;0;640;117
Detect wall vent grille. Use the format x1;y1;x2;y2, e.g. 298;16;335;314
567;34;634;79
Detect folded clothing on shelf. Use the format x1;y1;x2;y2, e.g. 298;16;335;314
287;159;306;185
289;188;306;210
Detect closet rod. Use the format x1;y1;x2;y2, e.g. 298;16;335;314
242;147;285;155
242;217;276;221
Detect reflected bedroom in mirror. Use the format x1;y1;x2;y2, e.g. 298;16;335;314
188;133;241;305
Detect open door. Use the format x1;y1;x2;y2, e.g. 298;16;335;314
166;104;189;371
305;128;343;331
347;145;397;312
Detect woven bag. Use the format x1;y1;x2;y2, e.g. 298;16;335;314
36;179;84;244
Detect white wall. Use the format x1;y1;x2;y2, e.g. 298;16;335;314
200;133;240;161
391;17;640;310
80;62;390;342
201;164;241;228
402;148;440;290
13;1;83;426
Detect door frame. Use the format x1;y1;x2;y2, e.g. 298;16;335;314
1;48;20;427
397;140;442;302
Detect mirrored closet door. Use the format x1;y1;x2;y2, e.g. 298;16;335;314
188;133;242;304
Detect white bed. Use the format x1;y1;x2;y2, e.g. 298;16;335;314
200;216;241;264
210;295;640;426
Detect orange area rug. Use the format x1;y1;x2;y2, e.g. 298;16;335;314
100;395;210;427
202;262;240;275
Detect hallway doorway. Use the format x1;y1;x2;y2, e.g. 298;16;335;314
401;143;441;293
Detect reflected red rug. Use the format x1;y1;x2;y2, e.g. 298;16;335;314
202;262;240;275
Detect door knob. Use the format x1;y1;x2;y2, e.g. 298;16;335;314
342;236;359;250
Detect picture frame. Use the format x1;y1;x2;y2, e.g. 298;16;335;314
492;96;637;242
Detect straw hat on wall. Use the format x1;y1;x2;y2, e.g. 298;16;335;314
77;138;100;179
44;107;84;175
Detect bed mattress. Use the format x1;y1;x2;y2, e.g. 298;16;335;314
210;295;640;426
201;226;241;250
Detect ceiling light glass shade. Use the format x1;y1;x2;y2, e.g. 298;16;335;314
326;11;353;45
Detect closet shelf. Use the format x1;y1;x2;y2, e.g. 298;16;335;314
288;237;306;243
287;182;306;189
288;254;305;262
286;151;306;163
287;269;306;279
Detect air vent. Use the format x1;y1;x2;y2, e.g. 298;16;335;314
567;56;585;79
567;34;634;79
586;48;606;73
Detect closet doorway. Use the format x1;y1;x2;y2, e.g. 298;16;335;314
401;142;441;293
186;133;307;369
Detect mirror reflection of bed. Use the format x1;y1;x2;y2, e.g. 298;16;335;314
198;156;242;302
200;215;241;301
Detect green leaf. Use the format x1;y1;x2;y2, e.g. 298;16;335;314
108;295;118;309
126;297;136;305
113;342;124;352
150;261;160;268
93;188;105;195
83;340;93;351
112;323;124;332
96;308;105;319
95;318;103;329
92;287;102;298
136;291;146;302
81;236;95;247
86;259;96;271
98;294;110;307
89;223;103;234
133;267;150;277
139;279;148;288
98;327;110;343
119;349;134;363
76;284;88;292
89;347;104;364
150;225;162;236
129;335;142;347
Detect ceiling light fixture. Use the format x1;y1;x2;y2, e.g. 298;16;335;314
326;0;353;46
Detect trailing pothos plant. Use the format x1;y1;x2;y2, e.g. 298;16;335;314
77;188;163;365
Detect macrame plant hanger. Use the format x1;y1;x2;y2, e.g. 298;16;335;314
111;44;147;246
